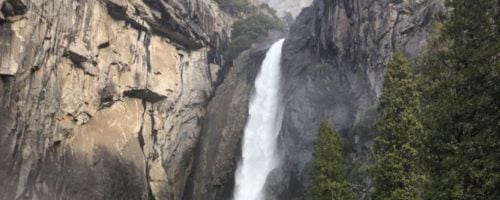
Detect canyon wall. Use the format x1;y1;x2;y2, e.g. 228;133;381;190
0;0;230;199
0;0;445;199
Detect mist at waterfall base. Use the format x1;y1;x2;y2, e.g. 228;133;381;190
233;39;285;200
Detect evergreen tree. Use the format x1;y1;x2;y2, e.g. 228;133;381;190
419;0;500;199
372;51;425;200
306;121;352;200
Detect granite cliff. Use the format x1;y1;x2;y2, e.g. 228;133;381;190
0;0;230;199
0;0;443;199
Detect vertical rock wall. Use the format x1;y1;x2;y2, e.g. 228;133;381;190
274;0;444;199
0;0;230;199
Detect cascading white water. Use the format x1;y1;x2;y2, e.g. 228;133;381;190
233;39;285;200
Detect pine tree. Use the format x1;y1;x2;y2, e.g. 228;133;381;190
372;51;425;200
306;121;352;200
419;0;500;198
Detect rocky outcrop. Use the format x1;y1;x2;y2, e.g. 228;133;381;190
272;0;444;199
0;0;231;199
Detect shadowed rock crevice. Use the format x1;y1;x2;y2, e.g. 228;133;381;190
1;0;28;18
124;89;167;103
104;0;223;49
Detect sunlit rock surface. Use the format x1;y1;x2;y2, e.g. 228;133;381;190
0;0;230;199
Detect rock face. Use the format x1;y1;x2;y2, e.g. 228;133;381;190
0;0;230;199
272;0;444;199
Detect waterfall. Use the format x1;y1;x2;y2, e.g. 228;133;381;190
233;39;285;200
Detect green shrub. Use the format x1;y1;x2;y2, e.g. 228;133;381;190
225;14;284;61
315;61;330;71
215;0;255;15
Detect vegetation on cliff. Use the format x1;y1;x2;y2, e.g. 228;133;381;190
214;0;284;63
226;14;283;61
215;0;255;16
306;122;353;200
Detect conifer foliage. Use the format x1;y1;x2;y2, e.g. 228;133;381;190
372;52;425;200
306;122;352;200
419;0;500;198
